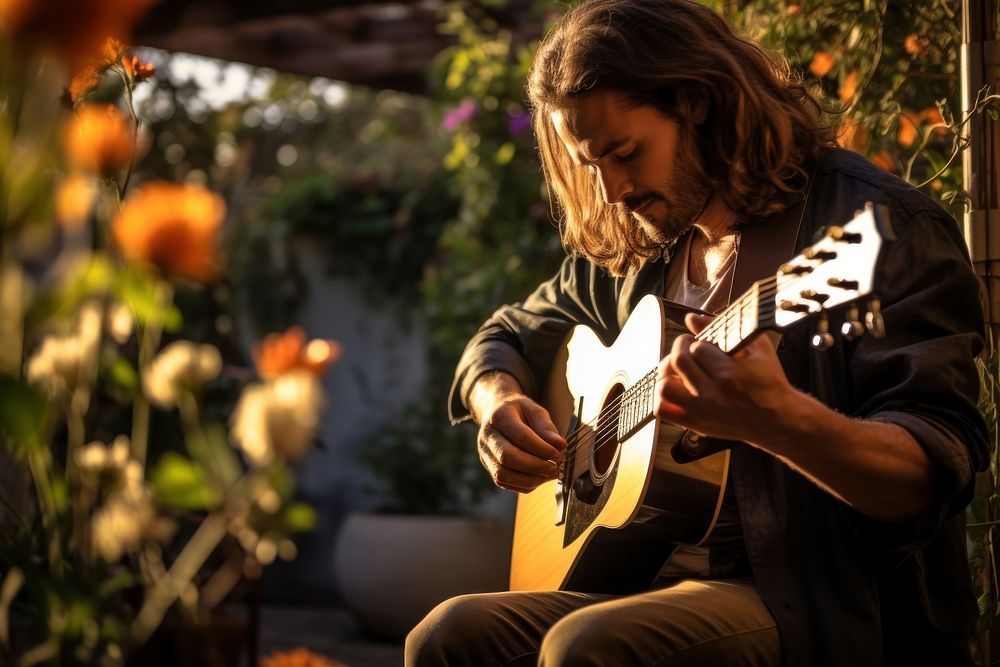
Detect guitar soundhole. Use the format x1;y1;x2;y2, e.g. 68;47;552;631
591;383;624;481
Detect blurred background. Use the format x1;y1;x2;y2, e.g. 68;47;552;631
0;0;993;666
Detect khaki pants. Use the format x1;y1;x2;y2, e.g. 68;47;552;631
405;578;780;667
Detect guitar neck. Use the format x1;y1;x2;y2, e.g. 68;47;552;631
694;280;771;353
615;282;768;442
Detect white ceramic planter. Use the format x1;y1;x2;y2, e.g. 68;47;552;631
333;512;512;641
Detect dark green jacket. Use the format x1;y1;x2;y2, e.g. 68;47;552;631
450;148;988;666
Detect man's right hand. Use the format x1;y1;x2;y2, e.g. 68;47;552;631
470;372;567;493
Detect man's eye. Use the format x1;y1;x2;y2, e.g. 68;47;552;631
616;147;637;161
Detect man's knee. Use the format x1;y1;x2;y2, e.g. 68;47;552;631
539;606;639;666
405;594;500;667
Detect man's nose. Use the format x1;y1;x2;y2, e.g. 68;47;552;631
596;164;633;204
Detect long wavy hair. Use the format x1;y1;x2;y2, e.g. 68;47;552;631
528;0;837;275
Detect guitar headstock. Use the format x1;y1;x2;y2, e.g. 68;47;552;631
772;202;894;347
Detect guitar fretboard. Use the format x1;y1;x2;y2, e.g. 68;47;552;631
613;281;768;441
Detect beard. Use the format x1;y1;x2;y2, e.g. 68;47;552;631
625;168;713;246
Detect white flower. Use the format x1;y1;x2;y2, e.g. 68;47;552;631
25;302;102;397
230;370;324;466
143;340;222;408
92;493;154;562
107;303;134;344
76;435;131;474
91;462;154;562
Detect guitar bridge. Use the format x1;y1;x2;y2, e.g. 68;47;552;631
554;396;583;526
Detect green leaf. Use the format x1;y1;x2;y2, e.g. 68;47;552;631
115;269;182;331
0;374;47;457
987;107;999;121
106;357;139;393
185;424;241;491
282;502;317;533
151;452;221;511
51;476;69;513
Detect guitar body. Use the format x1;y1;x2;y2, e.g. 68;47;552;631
509;294;730;594
507;204;892;594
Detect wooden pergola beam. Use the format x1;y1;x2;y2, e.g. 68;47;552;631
963;0;1000;346
133;0;539;93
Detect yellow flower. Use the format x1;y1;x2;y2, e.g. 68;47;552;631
111;182;225;284
63;104;133;175
809;51;836;78
261;648;346;667
253;326;341;380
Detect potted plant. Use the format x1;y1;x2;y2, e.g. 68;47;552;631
333;399;512;642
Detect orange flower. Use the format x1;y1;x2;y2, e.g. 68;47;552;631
809;51;836;78
920;107;948;137
897;108;948;147
787;4;802;16
904;33;930;59
836;116;868;154
123;54;155;84
66;39;148;108
261;647;346;667
3;0;155;70
63;104;133;174
55;175;98;230
896;110;919;147
111;182;225;284
870;151;894;172
0;0;31;32
253;327;341;380
839;69;859;105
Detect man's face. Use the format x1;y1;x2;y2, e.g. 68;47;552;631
550;89;711;245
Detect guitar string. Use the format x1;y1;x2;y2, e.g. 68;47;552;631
555;267;849;464
558;282;772;458
557;284;769;461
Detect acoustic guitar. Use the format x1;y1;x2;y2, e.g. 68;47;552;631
509;203;894;593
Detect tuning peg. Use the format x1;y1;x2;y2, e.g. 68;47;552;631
827;277;860;291
780;262;813;276
840;305;866;341
800;289;830;304
803;248;838;261
828;226;863;244
779;300;811;314
865;297;886;338
811;313;835;351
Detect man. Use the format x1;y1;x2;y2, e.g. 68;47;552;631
407;1;988;665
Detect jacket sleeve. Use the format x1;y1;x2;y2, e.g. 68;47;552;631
448;254;624;424
840;206;988;551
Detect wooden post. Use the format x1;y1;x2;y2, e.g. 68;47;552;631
963;0;1000;346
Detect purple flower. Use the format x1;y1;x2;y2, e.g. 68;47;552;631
442;99;477;132
506;109;532;137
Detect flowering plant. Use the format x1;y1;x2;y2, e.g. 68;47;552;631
0;7;330;666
